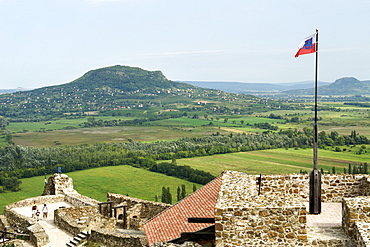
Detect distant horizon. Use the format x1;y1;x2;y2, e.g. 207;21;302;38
3;74;367;91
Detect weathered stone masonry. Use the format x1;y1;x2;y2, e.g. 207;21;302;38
215;171;370;247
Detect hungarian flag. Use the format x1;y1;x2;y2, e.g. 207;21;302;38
295;33;316;57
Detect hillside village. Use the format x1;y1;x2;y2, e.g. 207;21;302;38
2;171;370;246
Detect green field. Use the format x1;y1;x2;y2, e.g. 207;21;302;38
0;165;201;214
7;116;137;133
170;147;370;176
11;126;232;147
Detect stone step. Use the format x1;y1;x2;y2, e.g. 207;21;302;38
73;236;83;242
78;232;88;238
70;240;79;245
66;242;75;247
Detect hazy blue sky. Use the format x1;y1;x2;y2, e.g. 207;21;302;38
1;0;369;89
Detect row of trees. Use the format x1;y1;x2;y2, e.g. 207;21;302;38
299;163;368;175
155;184;196;204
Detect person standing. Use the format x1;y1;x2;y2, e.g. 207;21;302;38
42;204;48;220
31;201;37;219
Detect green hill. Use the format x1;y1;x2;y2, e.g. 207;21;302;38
0;65;288;120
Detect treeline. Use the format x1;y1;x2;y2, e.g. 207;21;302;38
0;130;368;190
155;184;197;204
78;113;186;128
300;162;368;175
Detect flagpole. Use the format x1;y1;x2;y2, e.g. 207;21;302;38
309;29;321;214
313;29;319;171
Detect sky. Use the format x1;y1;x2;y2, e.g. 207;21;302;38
1;0;369;89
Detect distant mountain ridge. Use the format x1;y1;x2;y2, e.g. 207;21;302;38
284;77;370;95
182;81;330;94
184;77;370;96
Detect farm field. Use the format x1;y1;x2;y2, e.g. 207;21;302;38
7;116;137;133
5;106;370;147
170;147;370;176
0;165;200;214
11;126;231;147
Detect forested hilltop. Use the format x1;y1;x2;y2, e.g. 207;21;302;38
0;65;299;121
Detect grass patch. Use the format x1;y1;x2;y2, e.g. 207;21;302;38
0;166;201;214
171;147;370;176
12;126;231;147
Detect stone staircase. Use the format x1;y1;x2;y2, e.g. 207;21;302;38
66;231;89;247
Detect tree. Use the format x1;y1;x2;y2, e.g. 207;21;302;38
177;186;181;201
181;184;186;199
192;184;197;192
5;133;14;145
167;187;172;204
348;163;352;174
161;186;172;204
3;177;22;191
161;186;167;203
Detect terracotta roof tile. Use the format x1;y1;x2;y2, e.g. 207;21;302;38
143;174;223;245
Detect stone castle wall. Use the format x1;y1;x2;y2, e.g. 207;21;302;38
42;173;77;195
107;193;170;230
215;171;370;246
257;174;366;202
54;205;148;246
90;228;148;247
54;206;102;235
65;193;100;207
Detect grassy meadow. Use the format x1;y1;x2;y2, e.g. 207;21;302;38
0;165;201;214
168;146;370;176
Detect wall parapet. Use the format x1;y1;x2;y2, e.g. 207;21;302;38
90;228;147;247
65;193;100;207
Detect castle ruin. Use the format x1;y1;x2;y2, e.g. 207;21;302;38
2;171;370;246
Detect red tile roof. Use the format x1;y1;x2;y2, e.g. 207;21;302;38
143;174;223;245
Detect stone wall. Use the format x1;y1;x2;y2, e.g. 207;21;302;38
343;196;370;237
352;221;370;247
54;206;101;236
42;173;77;195
107;193;170;230
28;223;49;247
90;228;148;247
54;205;148;247
258;174;367;203
65;193;100;207
215;171;370;246
4;195;65;210
215;171;307;246
0;215;9;231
